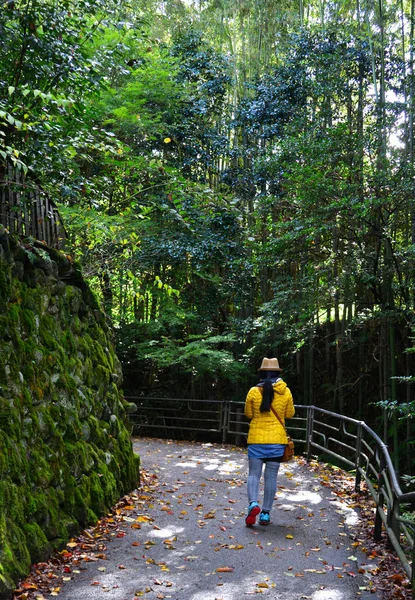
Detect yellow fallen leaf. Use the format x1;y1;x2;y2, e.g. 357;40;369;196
256;582;269;588
304;569;318;572
286;534;294;539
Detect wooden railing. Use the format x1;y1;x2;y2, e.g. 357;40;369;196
0;167;66;249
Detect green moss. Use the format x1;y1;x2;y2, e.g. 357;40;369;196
0;399;21;439
27;450;53;487
87;509;98;524
0;521;31;581
0;230;139;593
77;333;94;357
89;472;106;515
96;463;118;507
0;479;25;527
21;361;35;382
23;523;50;563
63;330;76;353
0;434;28;483
7;304;20;323
62;414;83;443
0;262;11;306
20;308;37;335
64;441;91;478
0;315;16;345
0;562;15;599
39;326;60;351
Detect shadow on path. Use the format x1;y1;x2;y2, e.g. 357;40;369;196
18;438;383;600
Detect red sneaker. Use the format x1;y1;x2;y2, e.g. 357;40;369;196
245;502;261;526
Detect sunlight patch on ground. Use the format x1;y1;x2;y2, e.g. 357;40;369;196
277;489;323;505
175;457;244;473
330;499;360;525
312;588;345;599
217;460;243;474
147;525;185;538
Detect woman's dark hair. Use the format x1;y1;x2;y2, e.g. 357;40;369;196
259;370;282;412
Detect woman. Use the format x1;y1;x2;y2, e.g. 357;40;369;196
244;357;295;526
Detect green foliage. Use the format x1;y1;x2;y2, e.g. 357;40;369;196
0;0;142;180
2;0;415;476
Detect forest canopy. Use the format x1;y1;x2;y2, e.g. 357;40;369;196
1;0;415;473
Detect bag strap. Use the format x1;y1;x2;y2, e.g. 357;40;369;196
270;404;287;434
257;385;289;437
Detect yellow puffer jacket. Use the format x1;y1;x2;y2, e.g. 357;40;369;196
244;380;295;445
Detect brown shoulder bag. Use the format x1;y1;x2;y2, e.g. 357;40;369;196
270;405;295;462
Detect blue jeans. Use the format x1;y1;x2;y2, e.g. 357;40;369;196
247;458;280;512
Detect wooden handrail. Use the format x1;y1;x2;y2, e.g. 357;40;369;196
0;167;66;249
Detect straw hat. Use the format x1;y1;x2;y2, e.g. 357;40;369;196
258;357;282;371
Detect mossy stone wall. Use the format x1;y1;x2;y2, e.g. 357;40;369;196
0;226;139;599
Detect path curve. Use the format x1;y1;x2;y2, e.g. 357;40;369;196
27;438;382;600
